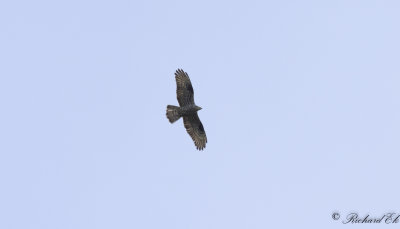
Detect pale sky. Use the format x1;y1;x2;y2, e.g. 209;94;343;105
1;0;400;228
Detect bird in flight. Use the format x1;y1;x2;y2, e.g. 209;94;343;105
166;69;207;150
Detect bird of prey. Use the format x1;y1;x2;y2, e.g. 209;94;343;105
166;69;207;150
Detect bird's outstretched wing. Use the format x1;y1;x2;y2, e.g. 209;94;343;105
183;113;207;150
175;69;195;106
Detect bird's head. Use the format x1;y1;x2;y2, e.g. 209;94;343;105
195;106;202;111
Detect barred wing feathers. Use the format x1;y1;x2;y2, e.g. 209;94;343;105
183;114;207;150
175;69;195;106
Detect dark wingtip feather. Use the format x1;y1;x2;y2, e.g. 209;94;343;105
175;68;183;74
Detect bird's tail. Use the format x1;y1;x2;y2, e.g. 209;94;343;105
166;105;181;123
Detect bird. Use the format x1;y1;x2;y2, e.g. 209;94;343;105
166;69;207;150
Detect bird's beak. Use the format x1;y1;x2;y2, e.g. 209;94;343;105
198;106;202;110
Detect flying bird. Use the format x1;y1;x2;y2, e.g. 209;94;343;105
166;69;207;150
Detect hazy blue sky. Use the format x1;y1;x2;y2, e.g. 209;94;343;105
1;0;399;228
